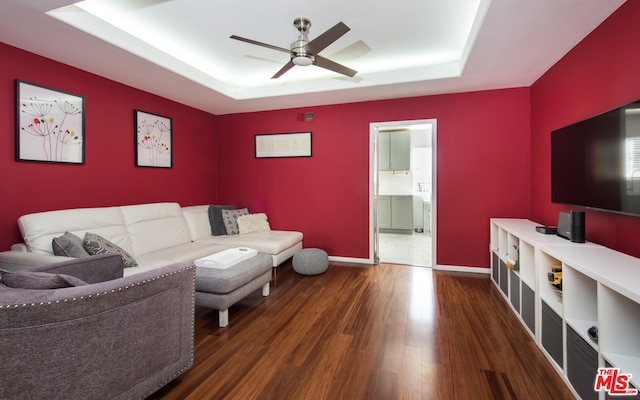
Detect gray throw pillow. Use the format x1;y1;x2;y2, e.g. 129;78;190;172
52;231;91;258
208;205;235;236
83;232;138;268
0;269;87;289
28;253;124;284
221;208;249;235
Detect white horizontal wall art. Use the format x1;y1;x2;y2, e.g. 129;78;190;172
254;132;312;158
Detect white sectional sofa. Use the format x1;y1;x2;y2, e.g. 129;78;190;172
0;202;303;327
1;202;303;273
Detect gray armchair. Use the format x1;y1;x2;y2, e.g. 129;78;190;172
0;254;195;400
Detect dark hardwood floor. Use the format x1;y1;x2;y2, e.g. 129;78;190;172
148;260;575;400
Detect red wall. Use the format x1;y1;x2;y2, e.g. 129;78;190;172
0;43;219;250
217;88;531;268
0;42;533;269
530;0;640;258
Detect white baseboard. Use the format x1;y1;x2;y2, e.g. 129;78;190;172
326;256;490;274
433;264;490;274
328;256;372;264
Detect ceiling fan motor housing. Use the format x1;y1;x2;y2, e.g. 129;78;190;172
291;17;313;65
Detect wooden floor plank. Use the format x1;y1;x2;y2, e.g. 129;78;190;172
148;261;576;400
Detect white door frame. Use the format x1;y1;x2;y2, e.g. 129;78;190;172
369;119;437;267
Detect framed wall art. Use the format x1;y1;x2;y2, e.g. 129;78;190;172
135;109;172;168
255;132;312;158
15;80;85;164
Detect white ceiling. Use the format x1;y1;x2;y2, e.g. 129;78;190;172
0;0;626;115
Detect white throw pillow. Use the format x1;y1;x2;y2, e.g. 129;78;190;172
237;213;271;235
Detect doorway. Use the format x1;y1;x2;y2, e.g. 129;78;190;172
370;119;436;267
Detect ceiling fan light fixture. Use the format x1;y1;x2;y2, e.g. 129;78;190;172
231;17;356;78
292;55;313;66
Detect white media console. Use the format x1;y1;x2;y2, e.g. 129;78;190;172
490;218;640;400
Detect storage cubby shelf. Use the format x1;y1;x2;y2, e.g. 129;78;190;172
565;318;598;348
490;218;640;399
601;353;640;388
549;246;640;305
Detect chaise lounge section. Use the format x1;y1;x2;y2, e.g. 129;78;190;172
181;205;303;268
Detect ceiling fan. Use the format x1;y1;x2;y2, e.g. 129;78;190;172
230;17;358;79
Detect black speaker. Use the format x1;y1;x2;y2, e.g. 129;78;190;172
557;210;585;243
570;210;585;243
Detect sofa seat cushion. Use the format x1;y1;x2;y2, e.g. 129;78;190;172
127;242;232;275
201;230;303;255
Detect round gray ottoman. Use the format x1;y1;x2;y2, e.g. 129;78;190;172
293;248;329;275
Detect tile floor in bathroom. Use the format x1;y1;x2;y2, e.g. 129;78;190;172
378;231;432;267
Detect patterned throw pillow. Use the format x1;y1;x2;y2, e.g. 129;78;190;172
83;232;138;268
237;213;271;235
221;208;249;235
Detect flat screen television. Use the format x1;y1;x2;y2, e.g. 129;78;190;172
551;99;640;216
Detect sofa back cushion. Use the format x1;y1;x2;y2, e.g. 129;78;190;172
120;203;192;257
18;207;131;256
181;205;211;241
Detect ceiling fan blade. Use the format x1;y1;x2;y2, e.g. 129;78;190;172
305;22;350;55
230;35;290;54
272;60;295;79
314;55;357;77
